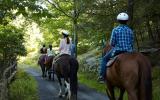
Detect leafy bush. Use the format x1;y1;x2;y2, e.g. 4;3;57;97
0;25;26;78
0;25;26;56
77;44;90;55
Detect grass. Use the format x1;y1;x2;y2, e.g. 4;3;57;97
152;67;160;100
9;69;39;100
78;72;106;93
78;66;160;100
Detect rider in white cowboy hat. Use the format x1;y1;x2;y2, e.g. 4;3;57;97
98;12;134;83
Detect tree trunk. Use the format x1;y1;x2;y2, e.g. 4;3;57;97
73;18;78;58
127;0;134;28
73;0;79;58
127;0;140;50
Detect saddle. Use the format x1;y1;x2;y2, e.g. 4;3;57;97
106;56;117;67
106;51;128;67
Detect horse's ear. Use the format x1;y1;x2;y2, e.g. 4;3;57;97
105;43;111;47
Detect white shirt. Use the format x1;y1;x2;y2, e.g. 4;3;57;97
59;38;72;55
47;49;54;56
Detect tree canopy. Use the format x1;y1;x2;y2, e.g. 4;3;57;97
0;0;160;75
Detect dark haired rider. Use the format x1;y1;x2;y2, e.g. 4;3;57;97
40;44;47;54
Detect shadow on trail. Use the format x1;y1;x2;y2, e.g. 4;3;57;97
25;67;109;100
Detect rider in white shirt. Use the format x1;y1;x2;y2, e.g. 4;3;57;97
45;45;55;64
59;30;72;55
47;45;55;56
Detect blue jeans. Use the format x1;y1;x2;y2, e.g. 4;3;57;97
99;49;124;78
99;49;113;78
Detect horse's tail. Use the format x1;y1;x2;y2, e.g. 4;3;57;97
69;57;79;96
138;54;152;100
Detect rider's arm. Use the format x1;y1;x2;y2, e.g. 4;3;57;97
131;30;134;49
59;39;64;52
47;49;50;55
109;28;116;47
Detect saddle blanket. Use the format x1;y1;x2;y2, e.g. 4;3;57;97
106;56;117;67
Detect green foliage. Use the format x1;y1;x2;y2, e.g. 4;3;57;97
9;69;38;100
152;67;160;100
0;0;52;25
77;43;90;55
0;24;26;78
0;25;26;56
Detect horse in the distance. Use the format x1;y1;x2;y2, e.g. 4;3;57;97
45;55;55;80
38;54;46;77
38;54;54;80
53;54;79;100
104;44;152;100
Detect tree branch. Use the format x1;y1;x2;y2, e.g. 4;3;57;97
46;0;73;18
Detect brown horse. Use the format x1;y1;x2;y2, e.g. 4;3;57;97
104;45;152;100
53;54;79;100
38;54;46;77
38;54;54;80
45;55;55;80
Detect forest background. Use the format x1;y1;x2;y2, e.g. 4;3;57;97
0;0;160;99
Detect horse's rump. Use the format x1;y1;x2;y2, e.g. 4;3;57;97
38;54;46;65
45;55;54;68
106;52;152;100
107;53;138;83
53;54;79;99
54;54;71;76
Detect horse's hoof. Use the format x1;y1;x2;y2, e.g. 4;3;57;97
65;91;68;97
58;94;62;98
44;75;47;77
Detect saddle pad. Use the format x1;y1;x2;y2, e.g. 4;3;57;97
106;56;117;67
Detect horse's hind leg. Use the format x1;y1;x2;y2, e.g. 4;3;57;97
106;83;115;100
127;89;138;100
118;88;125;100
57;76;63;97
41;64;46;77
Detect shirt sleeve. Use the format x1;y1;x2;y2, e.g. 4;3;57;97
109;28;116;47
131;30;134;49
59;39;64;51
47;49;49;54
70;39;72;51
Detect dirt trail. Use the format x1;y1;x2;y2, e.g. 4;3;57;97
25;68;109;100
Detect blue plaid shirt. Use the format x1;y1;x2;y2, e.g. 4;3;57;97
110;24;134;56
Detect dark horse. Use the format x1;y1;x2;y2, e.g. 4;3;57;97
53;54;79;100
45;55;54;80
104;45;152;100
38;54;54;79
38;54;46;77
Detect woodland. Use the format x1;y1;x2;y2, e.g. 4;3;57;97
0;0;160;96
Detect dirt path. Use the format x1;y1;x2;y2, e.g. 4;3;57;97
25;68;109;100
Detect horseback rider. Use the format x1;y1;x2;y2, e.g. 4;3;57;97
98;12;134;83
47;44;55;57
39;44;47;77
59;30;72;55
53;30;72;63
45;44;55;64
40;44;47;54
